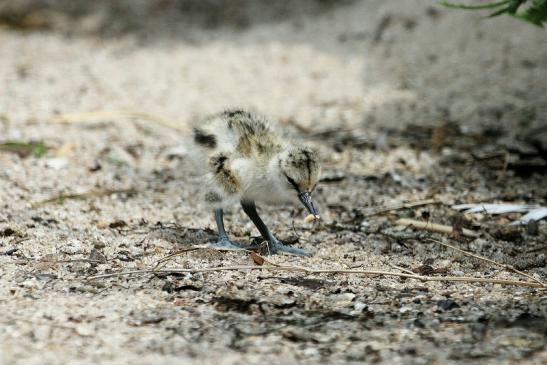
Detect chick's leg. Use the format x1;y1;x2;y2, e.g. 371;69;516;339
210;208;245;250
240;200;311;257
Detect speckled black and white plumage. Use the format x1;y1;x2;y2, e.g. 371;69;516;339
190;109;321;208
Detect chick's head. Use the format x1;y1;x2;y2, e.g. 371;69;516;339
277;146;321;217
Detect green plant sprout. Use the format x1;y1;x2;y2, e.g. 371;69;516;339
0;140;46;158
440;0;547;26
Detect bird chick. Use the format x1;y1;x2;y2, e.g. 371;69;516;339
189;109;321;256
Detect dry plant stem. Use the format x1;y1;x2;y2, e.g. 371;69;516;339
31;188;137;208
152;247;239;270
396;218;480;238
43;258;104;264
10;237;29;245
7;258;105;265
152;247;268;270
153;247;202;270
428;238;545;288
364;199;439;217
86;265;544;288
389;263;416;275
50;110;187;132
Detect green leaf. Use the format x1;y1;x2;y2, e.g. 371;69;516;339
440;0;511;10
440;0;547;26
516;0;547;26
31;142;46;157
506;0;527;13
487;5;513;17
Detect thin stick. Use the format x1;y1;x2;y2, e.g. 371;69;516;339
389;264;416;275
152;246;272;271
31;188;137;208
153;247;220;270
49;110;187;132
5;258;105;266
428;238;545;288
396;218;480;238
86;265;543;288
10;236;30;245
45;259;105;264
363;199;440;217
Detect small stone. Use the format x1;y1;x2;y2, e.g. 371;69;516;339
302;348;320;357
339;293;355;301
108;220;127;229
131;247;143;257
33;325;51;341
0;227;17;237
430;318;441;329
93;241;106;249
437;299;459;311
62;239;83;255
526;219;538;236
76;323;96;337
43;157;68;170
319;170;346;182
89;248;107;263
491;225;522;241
399;306;413;314
21;278;39;289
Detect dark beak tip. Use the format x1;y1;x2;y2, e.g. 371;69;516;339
299;191;319;216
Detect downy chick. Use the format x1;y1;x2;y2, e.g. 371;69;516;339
190;109;321;256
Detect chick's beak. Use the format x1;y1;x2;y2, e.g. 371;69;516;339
298;191;320;219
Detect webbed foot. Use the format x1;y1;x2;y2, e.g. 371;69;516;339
270;239;312;257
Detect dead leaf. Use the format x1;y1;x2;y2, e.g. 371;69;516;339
0;227;17;237
250;252;265;266
88;248;107;263
108;220;127;229
412;265;434;275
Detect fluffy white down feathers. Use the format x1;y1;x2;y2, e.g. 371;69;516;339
188;109;321;213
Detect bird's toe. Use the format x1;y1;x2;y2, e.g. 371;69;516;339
268;238;312;257
210;237;247;251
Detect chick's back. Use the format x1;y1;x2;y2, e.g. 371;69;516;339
191;109;283;164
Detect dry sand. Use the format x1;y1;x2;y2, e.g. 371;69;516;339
1;1;546;364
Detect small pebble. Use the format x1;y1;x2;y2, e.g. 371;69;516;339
437;299;459;311
43;158;68;170
527;219;538;236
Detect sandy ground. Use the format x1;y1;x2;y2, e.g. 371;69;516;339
0;1;546;364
